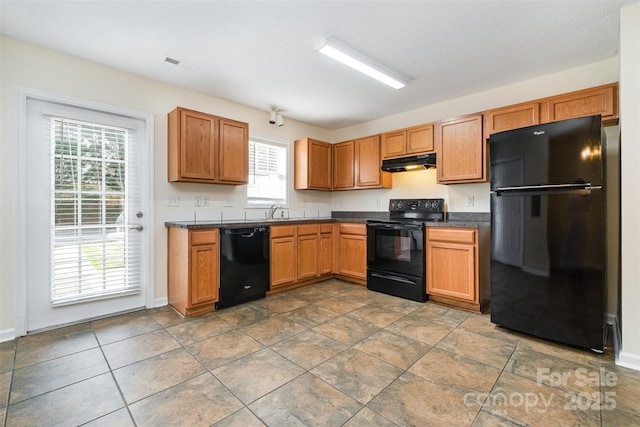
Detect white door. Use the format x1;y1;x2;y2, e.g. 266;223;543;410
23;96;152;332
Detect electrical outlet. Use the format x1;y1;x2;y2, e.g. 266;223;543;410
339;200;344;208
194;195;203;207
223;198;234;207
466;196;475;207
166;194;180;207
375;199;381;208
202;196;209;207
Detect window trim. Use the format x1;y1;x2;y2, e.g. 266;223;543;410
244;136;290;209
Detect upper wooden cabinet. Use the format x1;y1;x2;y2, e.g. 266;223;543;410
541;83;618;125
168;107;248;184
436;114;486;184
484;102;540;140
294;138;332;190
381;123;434;159
333;141;355;189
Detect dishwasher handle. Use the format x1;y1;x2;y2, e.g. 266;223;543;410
220;227;268;236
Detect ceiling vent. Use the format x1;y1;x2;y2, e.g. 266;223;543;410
163;56;197;71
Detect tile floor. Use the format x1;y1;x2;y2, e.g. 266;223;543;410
1;279;639;426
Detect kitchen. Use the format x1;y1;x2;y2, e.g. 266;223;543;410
1;1;640;426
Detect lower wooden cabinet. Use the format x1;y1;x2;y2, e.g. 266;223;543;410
297;224;320;281
319;223;334;275
335;223;367;283
426;227;489;312
168;228;219;317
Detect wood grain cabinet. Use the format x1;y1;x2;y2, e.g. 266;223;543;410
381;123;434;159
484;102;541;140
294;138;332;190
541;83;618;125
297;224;320;281
168;228;219;317
426;227;489;312
335;223;367;283
168;107;248;184
270;225;297;288
436;114;486;184
319;223;333;275
333;136;391;190
332;140;355;189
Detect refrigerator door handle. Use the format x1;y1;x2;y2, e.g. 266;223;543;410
492;183;601;197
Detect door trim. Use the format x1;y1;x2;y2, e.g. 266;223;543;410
14;86;155;337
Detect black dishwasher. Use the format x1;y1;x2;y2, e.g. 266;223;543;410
217;227;270;309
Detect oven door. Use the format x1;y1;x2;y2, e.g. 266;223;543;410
366;222;424;278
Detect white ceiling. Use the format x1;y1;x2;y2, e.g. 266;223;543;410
1;1;635;129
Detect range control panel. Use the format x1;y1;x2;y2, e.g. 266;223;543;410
389;198;445;213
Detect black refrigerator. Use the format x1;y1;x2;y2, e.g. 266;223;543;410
489;114;607;352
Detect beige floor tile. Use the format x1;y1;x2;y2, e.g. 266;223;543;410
312;316;379;345
213;407;267;427
354;330;430;370
130;373;243;427
320;295;367;314
342;407;398;427
113;348;206;404
346;304;406;328
83;408;135;426
408;347;501;396
311;348;403;404
147;306;193;328
518;335;603;369
255;296;308;314
5;373;124;427
280;303;341;328
601;407;640;426
458;314;523;345
369;372;481;427
102;329;181;369
0;341;16;374
367;291;424;314
92;311;162;345
9;347;108;404
213;348;304;404
385;314;453;345
437;329;516;369
167;313;234;346
470;409;530;426
270;330;346;370
240;314;307;345
187;329;263;370
0;372;10;409
411;303;471;328
314;279;360;294
215;304;272;328
249;372;362;427
483;372;601;427
14;323;98;369
607;372;640;416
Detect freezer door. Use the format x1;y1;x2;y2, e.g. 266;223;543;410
489;115;604;189
490;190;606;352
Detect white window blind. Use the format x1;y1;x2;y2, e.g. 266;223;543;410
49;116;141;305
246;139;288;206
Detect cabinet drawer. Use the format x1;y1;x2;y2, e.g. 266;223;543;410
270;225;296;238
320;223;333;234
190;229;218;245
427;228;476;244
339;223;366;236
297;224;319;236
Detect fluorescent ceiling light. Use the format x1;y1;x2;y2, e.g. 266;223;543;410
317;38;407;89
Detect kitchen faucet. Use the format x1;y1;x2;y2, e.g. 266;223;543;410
269;204;280;219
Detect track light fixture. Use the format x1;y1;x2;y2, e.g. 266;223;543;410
269;107;284;127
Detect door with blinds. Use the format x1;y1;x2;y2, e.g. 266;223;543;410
25;97;150;332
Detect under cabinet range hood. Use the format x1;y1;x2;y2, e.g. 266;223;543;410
381;153;436;172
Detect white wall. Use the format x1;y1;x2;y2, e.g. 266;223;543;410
619;2;640;370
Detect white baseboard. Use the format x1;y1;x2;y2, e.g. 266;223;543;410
0;328;16;343
609;313;640;372
154;297;168;308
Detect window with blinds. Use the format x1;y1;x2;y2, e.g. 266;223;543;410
50;116;141;305
246;139;288;206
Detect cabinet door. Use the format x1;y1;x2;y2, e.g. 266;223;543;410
308;139;332;189
406;124;434;154
381;130;406;159
427;241;476;302
484;103;540;140
319;230;333;275
218;118;248;183
297;234;319;280
271;236;296;287
333;141;355;189
436;114;485;184
544;84;617;124
355;135;382;187
190;243;219;305
338;234;366;279
179;109;217;181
